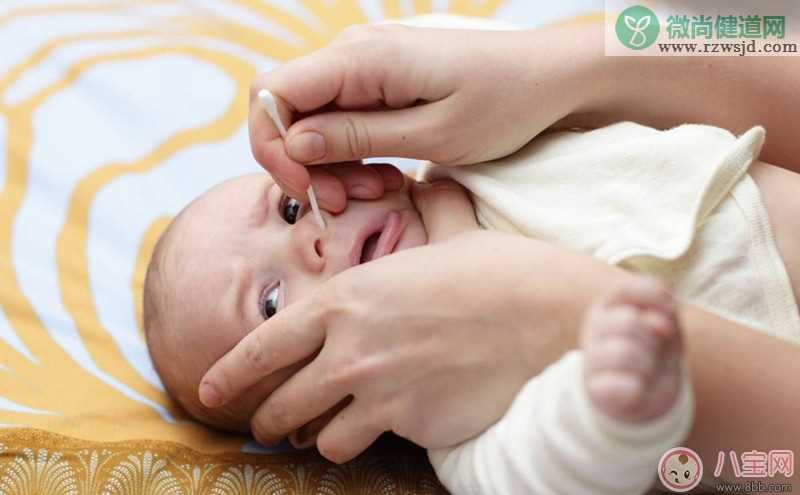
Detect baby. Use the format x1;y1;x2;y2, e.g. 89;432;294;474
144;172;690;493
145;122;799;494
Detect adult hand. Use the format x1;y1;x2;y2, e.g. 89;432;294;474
250;22;600;202
199;194;629;463
285;160;406;215
286;178;481;449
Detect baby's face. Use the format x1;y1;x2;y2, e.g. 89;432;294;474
157;173;427;427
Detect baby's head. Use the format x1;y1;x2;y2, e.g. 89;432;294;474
143;173;427;432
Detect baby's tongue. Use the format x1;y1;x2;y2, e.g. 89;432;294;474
360;232;380;264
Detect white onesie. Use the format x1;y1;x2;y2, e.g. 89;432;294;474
418;123;800;494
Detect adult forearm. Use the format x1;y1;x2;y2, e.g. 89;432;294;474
509;236;800;486
681;305;800;485
555;21;800;171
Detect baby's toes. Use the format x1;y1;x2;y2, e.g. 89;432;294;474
585;369;646;420
581;275;681;353
606;275;676;316
584;321;659;378
582;314;658;419
581;275;685;423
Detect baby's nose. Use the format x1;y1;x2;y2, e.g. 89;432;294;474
292;220;327;273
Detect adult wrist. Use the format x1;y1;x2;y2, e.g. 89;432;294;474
526;21;625;129
488;233;629;371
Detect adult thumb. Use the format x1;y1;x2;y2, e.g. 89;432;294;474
284;101;452;164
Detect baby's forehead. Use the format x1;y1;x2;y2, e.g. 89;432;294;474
174;173;277;248
190;173;274;216
165;173;276;320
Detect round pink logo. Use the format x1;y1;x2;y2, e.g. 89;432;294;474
658;447;703;492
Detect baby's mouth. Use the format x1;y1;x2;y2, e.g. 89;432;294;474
355;211;404;265
360;232;380;263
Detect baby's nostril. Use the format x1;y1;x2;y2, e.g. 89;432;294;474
314;239;323;258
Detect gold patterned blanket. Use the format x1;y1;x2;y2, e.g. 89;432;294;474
0;1;593;493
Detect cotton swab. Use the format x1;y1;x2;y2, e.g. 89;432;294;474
258;89;326;230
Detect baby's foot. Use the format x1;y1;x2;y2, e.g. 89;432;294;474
581;276;684;423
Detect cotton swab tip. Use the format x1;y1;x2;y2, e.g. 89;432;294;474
257;89;288;138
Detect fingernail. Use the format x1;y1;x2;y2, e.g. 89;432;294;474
410;181;431;197
412;181;431;191
350;183;376;197
198;381;222;407
288;132;326;163
290;429;315;449
254;433;281;447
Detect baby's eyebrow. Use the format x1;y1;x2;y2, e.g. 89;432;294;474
249;182;276;225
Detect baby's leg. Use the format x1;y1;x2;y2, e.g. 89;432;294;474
582;276;683;423
429;275;693;495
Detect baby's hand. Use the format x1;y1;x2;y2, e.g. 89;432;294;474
410;180;480;243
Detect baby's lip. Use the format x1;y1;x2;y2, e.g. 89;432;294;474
348;210;405;268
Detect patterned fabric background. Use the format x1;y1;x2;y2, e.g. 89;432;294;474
0;1;600;493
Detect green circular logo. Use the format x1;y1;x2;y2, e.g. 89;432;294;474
615;5;660;50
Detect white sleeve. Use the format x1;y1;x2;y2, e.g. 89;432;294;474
428;351;694;495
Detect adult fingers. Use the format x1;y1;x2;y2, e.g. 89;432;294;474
308;162;406;211
249;353;348;446
306;161;406;213
411;180;479;243
317;162;385;200
249;89;310;200
258;26;448;115
283;103;451;165
248;45;356;186
307;168;346;214
321;162;407;195
288;400;347;449
198;302;326;408
369;163;406;191
315;400;385;464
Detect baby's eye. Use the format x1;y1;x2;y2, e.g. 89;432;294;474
280;196;304;225
261;285;279;320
